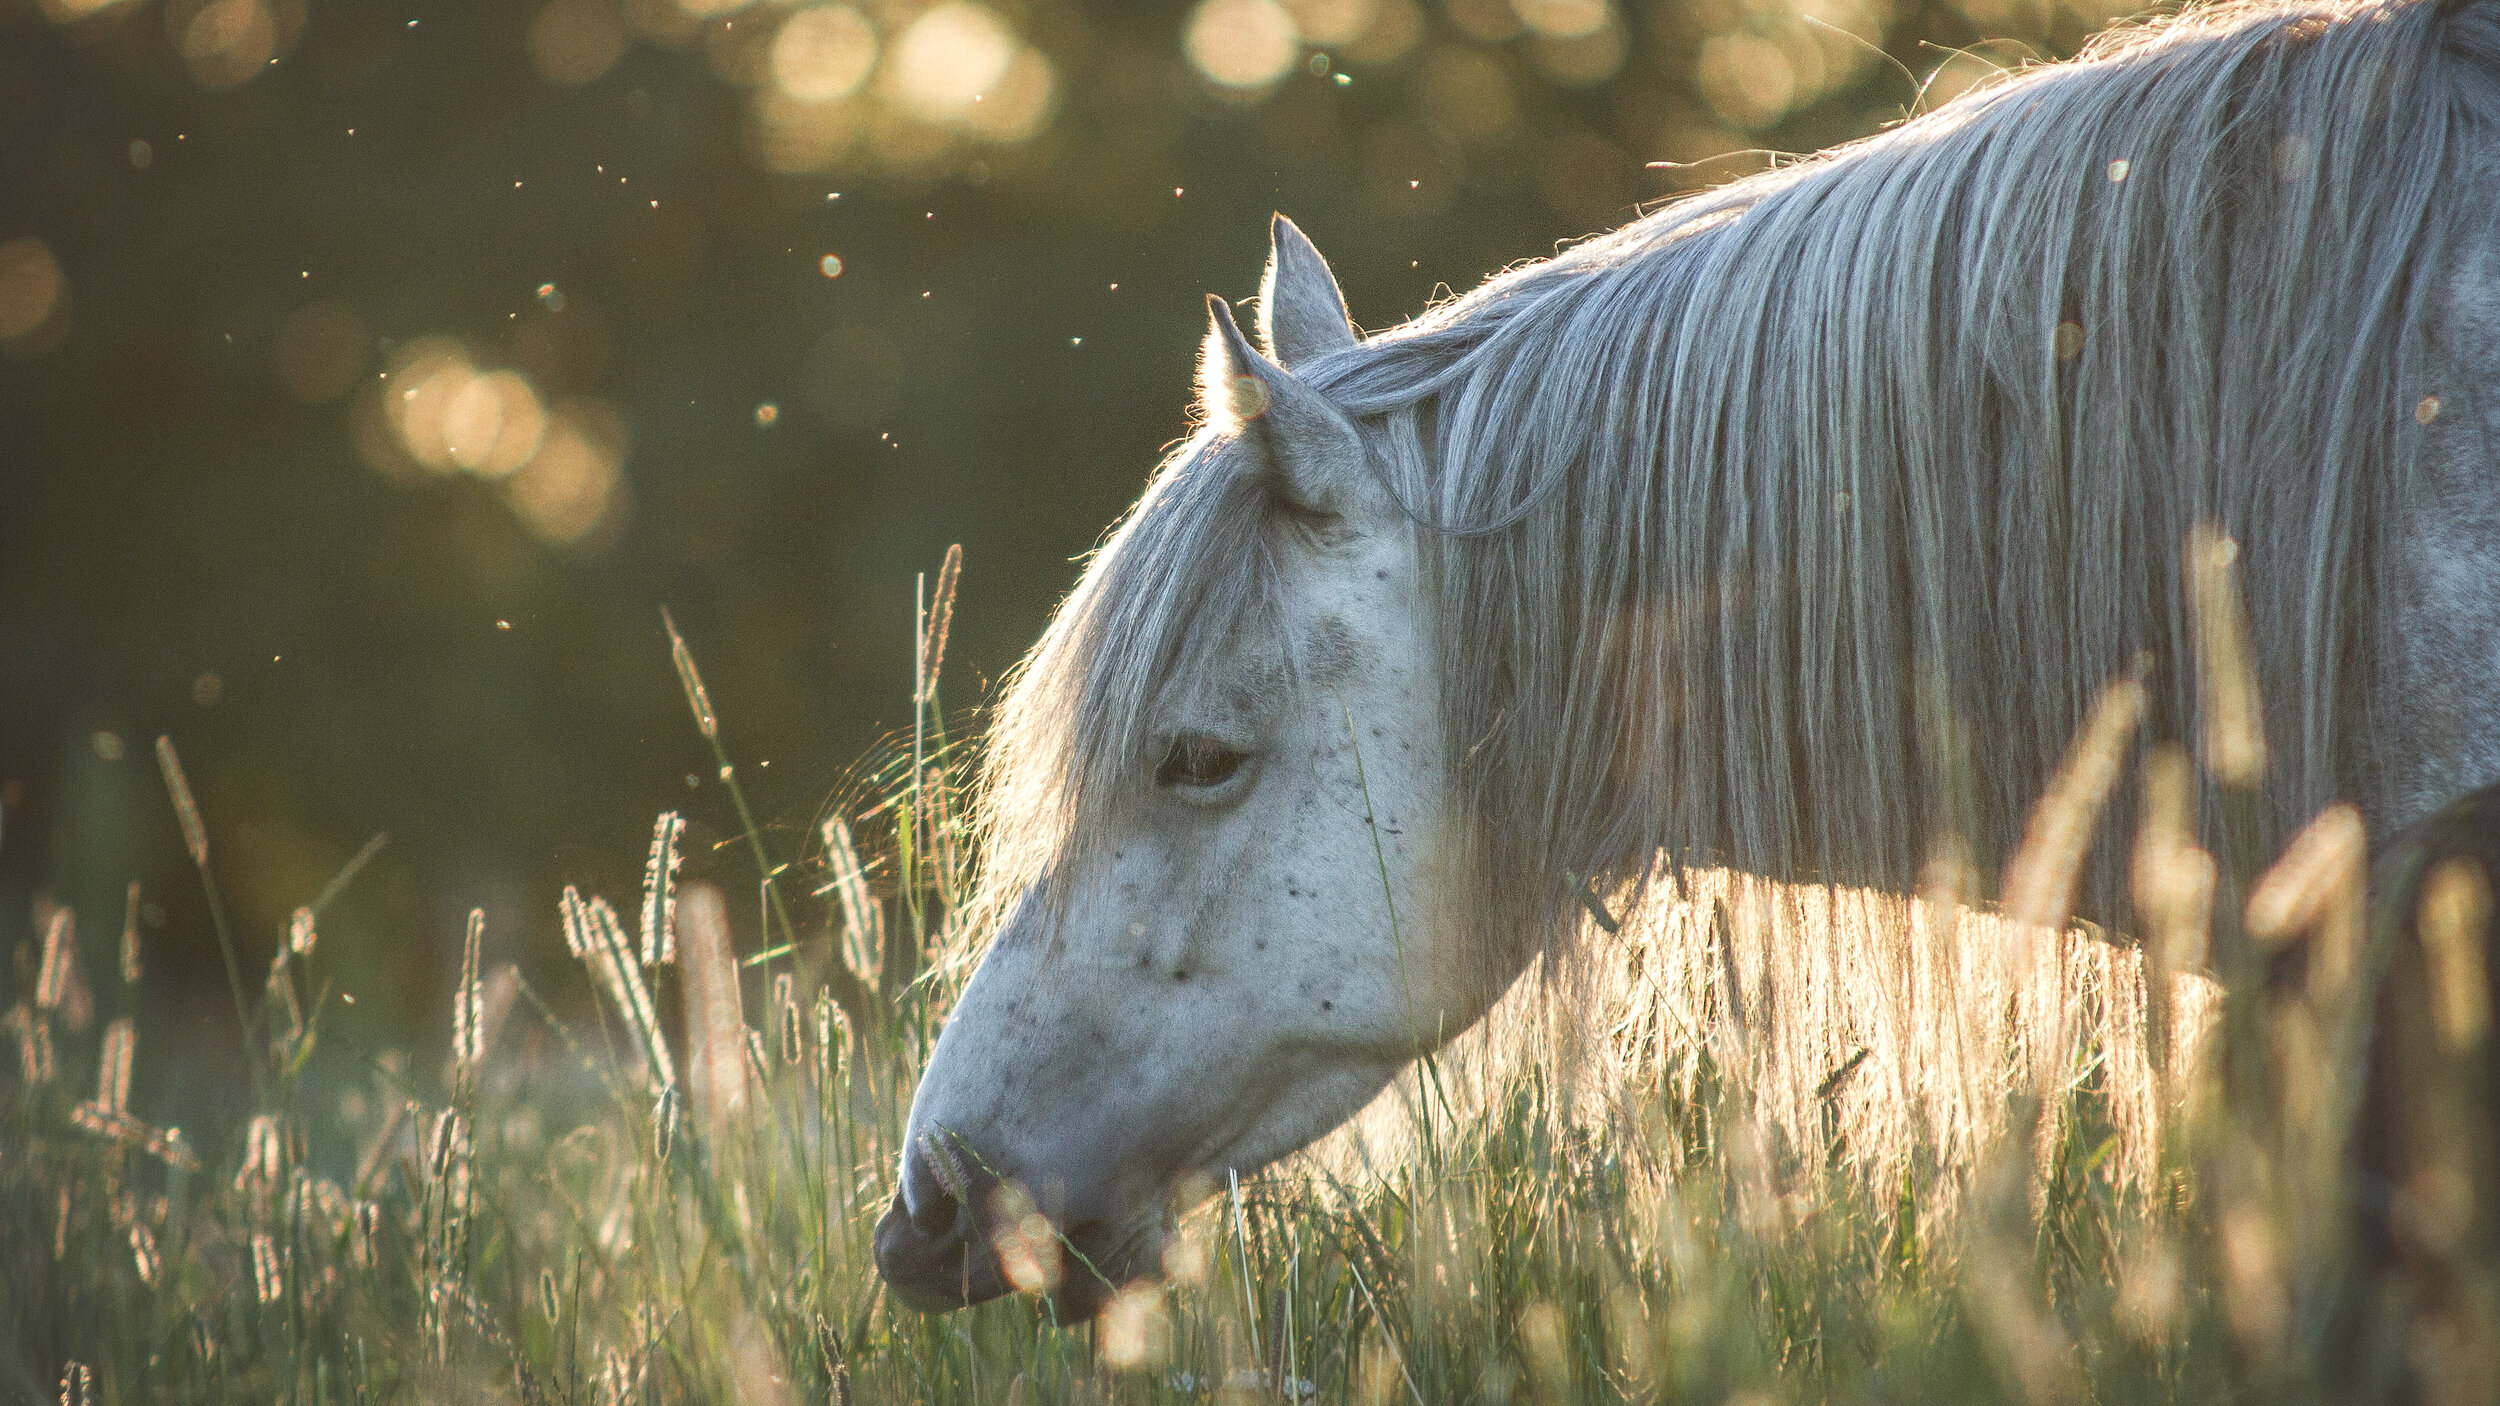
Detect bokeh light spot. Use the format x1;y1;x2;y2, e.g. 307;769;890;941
39;0;134;19
1186;0;1300;93
1698;32;1800;130
385;340;481;474
755;91;865;172
1511;0;1608;38
1531;18;1624;86
889;3;1016;121
1283;0;1377;45
958;47;1055;141
1341;0;1420;62
771;5;877;103
505;402;627;545
0;238;68;352
1445;0;1520;41
177;0;278;90
527;0;627;86
819;253;844;278
451;370;549;477
755;402;779;426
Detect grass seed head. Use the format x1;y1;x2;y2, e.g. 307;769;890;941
154;736;209;868
641;810;683;966
118;882;142;983
662;607;718;741
2420;858;2496;1053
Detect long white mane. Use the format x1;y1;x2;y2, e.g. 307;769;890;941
979;0;2500;960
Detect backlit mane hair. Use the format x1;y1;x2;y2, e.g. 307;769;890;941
975;0;2500;959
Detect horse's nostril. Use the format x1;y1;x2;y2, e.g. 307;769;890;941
900;1129;991;1240
908;1175;959;1237
879;1130;1015;1312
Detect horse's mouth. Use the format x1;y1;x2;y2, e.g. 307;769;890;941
873;1187;1157;1319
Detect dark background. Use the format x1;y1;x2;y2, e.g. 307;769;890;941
0;0;2109;1126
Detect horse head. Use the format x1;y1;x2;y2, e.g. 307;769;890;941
873;216;1509;1317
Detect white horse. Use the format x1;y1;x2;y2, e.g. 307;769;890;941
877;0;2500;1315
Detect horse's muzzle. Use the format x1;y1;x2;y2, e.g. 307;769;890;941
874;1131;1134;1318
874;1133;1012;1312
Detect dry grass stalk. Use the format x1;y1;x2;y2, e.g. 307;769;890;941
2185;526;2267;789
773;971;798;1064
119;881;143;983
821;815;882;991
2420;858;2496;1054
2244;803;2367;1004
94;1017;132;1117
678;882;751;1145
154;735;209;869
2132;746;2215;977
7;1004;54;1086
563;886;676;1091
267;946;302;1043
1322;865;2219;1227
236;1113;283;1193
919;545;964;888
641;811;684;966
662;606;717;742
2002;673;2149;934
36;906;92;1031
452;908;486;1080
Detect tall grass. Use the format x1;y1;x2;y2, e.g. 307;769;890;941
2;546;2492;1404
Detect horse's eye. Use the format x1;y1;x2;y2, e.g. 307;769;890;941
1156;734;1247;790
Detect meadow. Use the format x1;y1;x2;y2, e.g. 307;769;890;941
3;553;2493;1406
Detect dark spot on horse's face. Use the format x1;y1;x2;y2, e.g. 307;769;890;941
1301;615;1361;687
1136;954;1151;969
1174;970;1189;982
1322;1000;1334;1011
1375;569;1387;580
1254;938;1267;951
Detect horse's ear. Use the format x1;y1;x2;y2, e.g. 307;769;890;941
1257;214;1356;367
1201;295;1372;521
